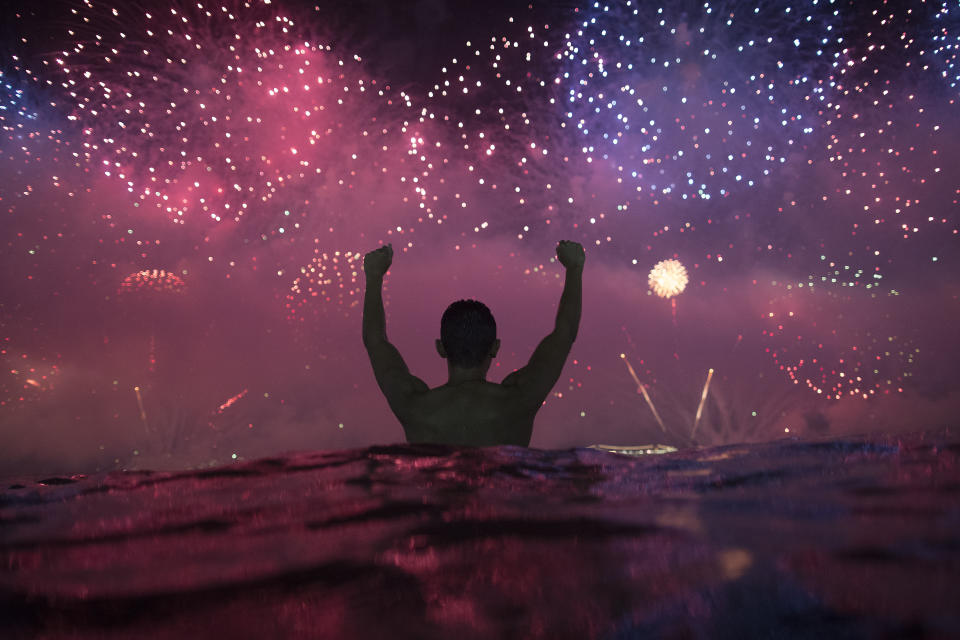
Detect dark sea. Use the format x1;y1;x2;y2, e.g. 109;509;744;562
2;430;958;639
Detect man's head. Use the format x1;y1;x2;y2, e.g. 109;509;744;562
437;299;499;369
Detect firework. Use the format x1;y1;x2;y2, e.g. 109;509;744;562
931;1;960;96
49;1;431;246
118;269;186;295
134;385;148;432
812;1;955;246
553;0;843;201
620;353;667;434
761;280;916;400
117;269;187;374
648;259;688;299
1;348;60;409
692;368;714;438
284;249;366;323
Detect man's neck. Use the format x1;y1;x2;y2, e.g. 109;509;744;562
445;365;488;386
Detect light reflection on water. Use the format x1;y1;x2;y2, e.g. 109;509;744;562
1;430;958;638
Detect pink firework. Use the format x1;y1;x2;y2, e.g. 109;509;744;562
118;269;186;296
52;1;433;243
284;249;367;322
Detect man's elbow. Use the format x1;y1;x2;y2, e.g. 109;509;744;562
552;323;578;344
362;330;384;349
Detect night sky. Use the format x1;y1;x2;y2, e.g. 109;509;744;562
1;0;958;474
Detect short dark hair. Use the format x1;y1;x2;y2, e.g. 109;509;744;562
441;299;496;368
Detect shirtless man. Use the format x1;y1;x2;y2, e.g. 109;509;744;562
362;241;584;446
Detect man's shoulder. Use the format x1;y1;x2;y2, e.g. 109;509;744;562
501;370;522;387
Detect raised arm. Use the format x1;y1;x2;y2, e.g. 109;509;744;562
503;241;585;409
362;244;393;346
362;244;428;412
552;240;585;341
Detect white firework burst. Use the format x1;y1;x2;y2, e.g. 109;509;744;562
648;259;689;299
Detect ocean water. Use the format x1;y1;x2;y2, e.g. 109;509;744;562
2;431;958;639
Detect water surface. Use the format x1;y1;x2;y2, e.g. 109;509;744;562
2;431;958;638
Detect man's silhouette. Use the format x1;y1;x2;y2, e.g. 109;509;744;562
362;241;584;446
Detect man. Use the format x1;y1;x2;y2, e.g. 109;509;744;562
362;240;584;446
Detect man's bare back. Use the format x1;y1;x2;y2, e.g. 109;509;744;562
362;241;584;447
392;379;534;446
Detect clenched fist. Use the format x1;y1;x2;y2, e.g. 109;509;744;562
556;240;585;269
363;244;393;277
